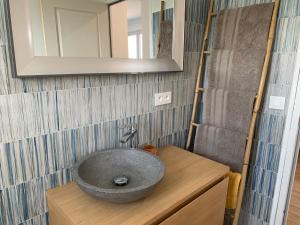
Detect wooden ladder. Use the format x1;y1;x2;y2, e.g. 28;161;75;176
185;0;280;224
186;0;216;149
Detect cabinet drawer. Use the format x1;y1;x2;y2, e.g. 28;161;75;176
160;178;228;225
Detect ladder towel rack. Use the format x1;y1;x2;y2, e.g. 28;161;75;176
185;0;280;224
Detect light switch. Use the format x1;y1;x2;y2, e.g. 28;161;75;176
269;96;286;110
154;92;172;106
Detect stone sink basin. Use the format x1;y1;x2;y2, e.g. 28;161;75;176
74;148;165;203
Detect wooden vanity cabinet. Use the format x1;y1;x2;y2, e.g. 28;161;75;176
159;178;228;225
47;146;229;225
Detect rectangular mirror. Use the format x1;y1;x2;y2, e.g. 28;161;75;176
7;0;185;77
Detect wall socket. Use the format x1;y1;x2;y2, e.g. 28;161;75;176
154;92;172;106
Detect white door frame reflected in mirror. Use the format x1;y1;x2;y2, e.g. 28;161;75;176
7;0;185;77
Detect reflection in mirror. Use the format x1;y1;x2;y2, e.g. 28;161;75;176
30;0;111;58
29;0;174;60
109;0;174;59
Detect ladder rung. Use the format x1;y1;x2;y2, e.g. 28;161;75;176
196;88;205;93
191;122;199;127
203;51;211;54
211;12;217;16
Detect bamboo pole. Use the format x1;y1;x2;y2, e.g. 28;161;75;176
186;0;215;149
232;0;280;224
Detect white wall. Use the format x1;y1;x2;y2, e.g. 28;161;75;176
29;0;111;58
110;1;129;58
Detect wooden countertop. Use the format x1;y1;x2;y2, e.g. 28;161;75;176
47;145;229;225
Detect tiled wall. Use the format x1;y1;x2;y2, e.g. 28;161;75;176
0;0;298;224
206;0;299;225
0;0;208;224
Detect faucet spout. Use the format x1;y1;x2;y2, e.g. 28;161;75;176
120;131;135;143
120;125;137;148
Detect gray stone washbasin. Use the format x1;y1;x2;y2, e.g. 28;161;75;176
73;148;165;203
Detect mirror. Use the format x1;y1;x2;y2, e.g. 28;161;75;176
30;0;174;60
8;0;185;76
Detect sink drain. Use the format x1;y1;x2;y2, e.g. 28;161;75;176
113;175;129;186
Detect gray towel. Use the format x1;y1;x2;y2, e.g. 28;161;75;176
157;21;173;59
207;49;266;92
202;88;255;134
194;124;247;172
193;3;274;172
214;3;274;50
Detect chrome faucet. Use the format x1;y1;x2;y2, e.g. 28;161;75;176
120;125;137;148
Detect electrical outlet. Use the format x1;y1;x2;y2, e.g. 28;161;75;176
154;92;172;106
269;96;285;110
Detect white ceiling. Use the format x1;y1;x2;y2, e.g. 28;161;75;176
90;0;142;20
127;0;141;20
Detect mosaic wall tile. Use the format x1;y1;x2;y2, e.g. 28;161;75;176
0;45;10;95
184;52;200;78
273;17;300;53
246;165;278;198
214;0;300;17
278;0;300;18
216;0;273;11
251;141;281;173
185;0;209;23
268;52;297;85
0;1;8;46
19;214;49;225
0;79;195;143
239;190;273;225
255;112;286;145
185;22;205;52
0;168;72;225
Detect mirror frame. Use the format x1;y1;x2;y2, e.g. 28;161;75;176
7;0;185;77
